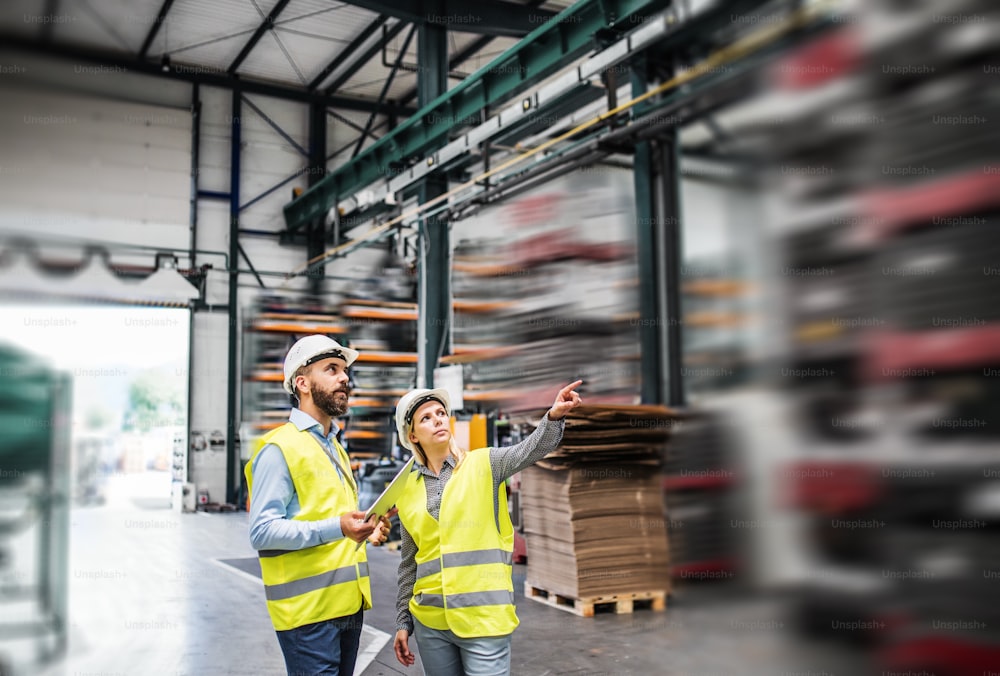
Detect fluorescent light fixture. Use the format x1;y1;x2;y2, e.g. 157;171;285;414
136;256;200;303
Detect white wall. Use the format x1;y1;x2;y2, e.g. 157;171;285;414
0;85;191;249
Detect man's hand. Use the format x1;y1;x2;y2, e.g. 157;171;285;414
340;511;378;543
367;507;397;547
547;380;583;421
394;629;415;667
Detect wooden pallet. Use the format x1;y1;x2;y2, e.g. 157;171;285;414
523;581;666;617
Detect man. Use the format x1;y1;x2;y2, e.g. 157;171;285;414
245;334;390;675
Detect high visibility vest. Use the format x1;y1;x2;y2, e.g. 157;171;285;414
245;423;372;631
397;448;518;638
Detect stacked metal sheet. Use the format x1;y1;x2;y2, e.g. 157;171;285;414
521;405;675;599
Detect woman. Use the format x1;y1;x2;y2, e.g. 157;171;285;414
392;381;582;675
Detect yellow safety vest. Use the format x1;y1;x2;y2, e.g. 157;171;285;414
397;448;518;638
245;423;372;631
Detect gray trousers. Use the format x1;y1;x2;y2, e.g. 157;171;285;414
413;618;512;676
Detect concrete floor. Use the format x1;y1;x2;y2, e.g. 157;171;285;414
2;480;870;676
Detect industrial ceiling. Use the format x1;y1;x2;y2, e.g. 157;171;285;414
0;0;576;104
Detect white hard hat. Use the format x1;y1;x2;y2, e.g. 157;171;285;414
283;335;359;394
395;388;451;452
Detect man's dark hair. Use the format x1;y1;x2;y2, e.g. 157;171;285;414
288;364;309;406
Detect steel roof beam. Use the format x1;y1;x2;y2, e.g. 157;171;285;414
322;20;408;96
228;0;293;74
309;15;387;91
0;33;418;116
353;24;417;158
338;0;555;38
138;0;176;59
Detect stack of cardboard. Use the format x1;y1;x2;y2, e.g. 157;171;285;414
521;405;676;600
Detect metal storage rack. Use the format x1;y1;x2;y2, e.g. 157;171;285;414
337;297;418;460
758;0;1000;671
242;288;418;467
242;294;349;438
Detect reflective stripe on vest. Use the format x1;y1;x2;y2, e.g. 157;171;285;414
397;449;519;638
416;548;512;580
447;589;515;608
264;561;371;602
416;589;515;609
245;423;372;631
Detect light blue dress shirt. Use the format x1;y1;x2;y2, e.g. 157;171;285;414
248;408;353;551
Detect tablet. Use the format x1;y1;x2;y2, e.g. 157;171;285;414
364;456;415;521
356;456;414;550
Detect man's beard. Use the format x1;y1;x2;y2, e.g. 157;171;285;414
312;384;349;417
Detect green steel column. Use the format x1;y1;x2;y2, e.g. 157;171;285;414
631;58;664;405
418;21;450;387
661;129;685;407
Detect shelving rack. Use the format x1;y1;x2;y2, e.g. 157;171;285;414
338;298;418;459
447;185;642;414
242;292;417;463
745;0;1000;671
243;295;350;434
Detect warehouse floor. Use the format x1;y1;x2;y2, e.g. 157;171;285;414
7;478;867;676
